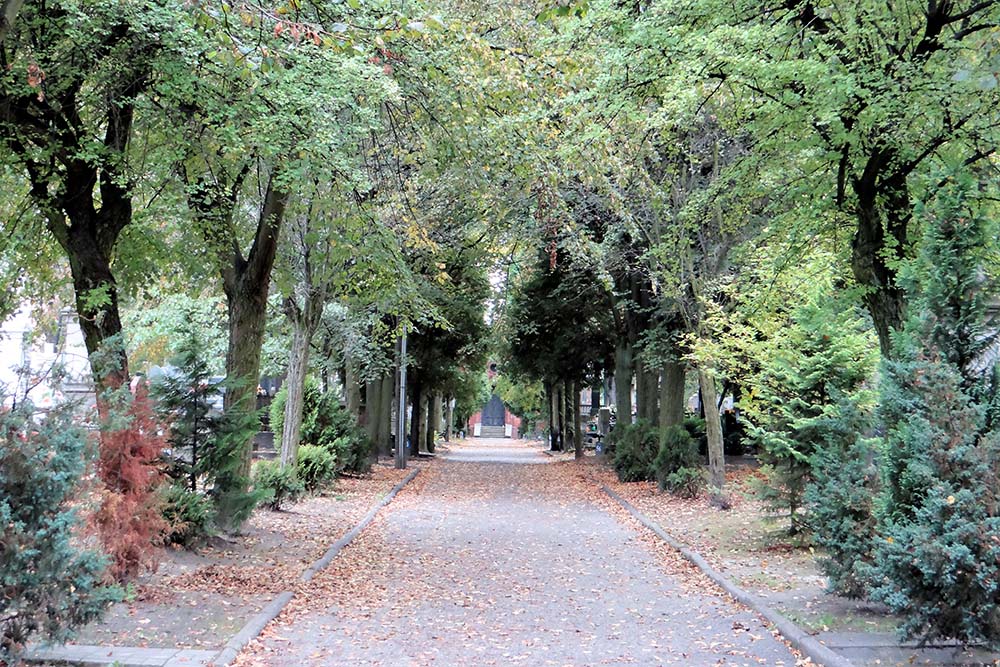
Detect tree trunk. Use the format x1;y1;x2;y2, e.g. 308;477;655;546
851;170;909;357
699;369;729;509
216;180;289;532
409;382;422;457
429;393;442;453
418;391;430;454
590;384;601;421
379;374;393;456
279;321;310;468
658;360;686;429
345;361;362;423
573;381;583;460
544;380;554;450
614;342;633;428
445;395;454;441
364;376;382;459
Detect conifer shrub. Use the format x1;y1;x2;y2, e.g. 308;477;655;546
161;483;215;547
611;420;659;482
153;321;263;533
653;424;703;497
270;378;372;474
253;460;305;510
871;177;1000;646
0;403;120;662
804;396;880;598
92;385;168;582
296;444;336;492
746;289;877;536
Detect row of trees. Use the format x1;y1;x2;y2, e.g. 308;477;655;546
490;0;1000;649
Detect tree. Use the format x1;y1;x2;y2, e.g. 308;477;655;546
625;0;1000;355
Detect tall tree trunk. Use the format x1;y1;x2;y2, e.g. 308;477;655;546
699;369;729;509
429;393;442;453
590;384;601;421
544;380;554;450
573;381;583;460
445;395;454;441
418;391;430;454
217;179;289;531
557;382;567;452
364;376;382;459
635;358;659;422
658;360;686;429
345;360;362;423
279;321;310;468
409;382;422;457
379;374;393;456
614;342;633;428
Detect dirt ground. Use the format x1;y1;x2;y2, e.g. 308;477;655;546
70;464;411;650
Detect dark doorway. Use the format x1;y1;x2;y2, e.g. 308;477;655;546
481;394;506;427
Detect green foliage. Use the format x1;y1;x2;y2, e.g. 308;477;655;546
806;412;879;599
296;444;337;492
153;321;263;529
872;178;1000;646
0;403;120;661
654;425;703;497
746;289;877;535
270;379;372;474
160;484;215;547
611;420;660;483
253;460;305;511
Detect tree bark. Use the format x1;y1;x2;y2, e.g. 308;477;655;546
409;381;422;457
635;358;659;422
418;391;430;454
364;376;382;459
699;369;729;509
345;360;362;423
658;360;686;429
445;395;454;441
429;393;442;453
544;381;554;450
379;374;393;456
573;381;583;460
614;342;633;428
279;321;310;468
590;384;601;421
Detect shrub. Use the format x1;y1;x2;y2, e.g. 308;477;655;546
806;418;879;598
270;379;372;474
92;385;168;582
653;425;703;497
745;289;877;536
153;320;262;530
1;403;120;662
253;460;305;511
161;484;215;547
611;420;659;482
296;444;336;492
871;177;1000;646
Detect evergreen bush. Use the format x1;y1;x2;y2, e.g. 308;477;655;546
611;420;659;482
872;177;1000;646
0;403;120;662
746;289;877;535
153;321;262;532
804;396;880;598
161;484;215;547
653;424;703;497
253;460;305;510
296;444;337;492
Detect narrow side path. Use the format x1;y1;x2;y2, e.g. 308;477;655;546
237;440;801;666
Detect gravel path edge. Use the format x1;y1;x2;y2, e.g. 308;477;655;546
210;468;421;667
601;485;856;667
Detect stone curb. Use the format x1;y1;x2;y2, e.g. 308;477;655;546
601;485;856;667
210;467;420;667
